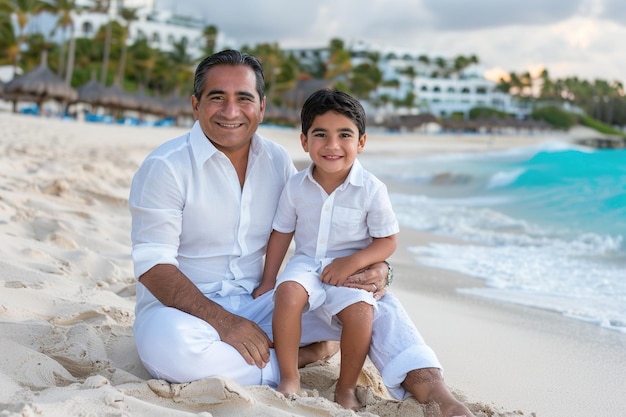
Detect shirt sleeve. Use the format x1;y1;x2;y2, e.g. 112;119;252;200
129;156;183;278
271;179;297;234
367;183;400;238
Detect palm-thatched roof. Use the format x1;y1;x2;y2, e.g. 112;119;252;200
2;59;77;114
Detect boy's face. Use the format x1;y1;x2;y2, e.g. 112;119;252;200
300;111;366;178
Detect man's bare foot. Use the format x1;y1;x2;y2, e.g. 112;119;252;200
334;386;361;411
298;341;340;368
276;377;302;397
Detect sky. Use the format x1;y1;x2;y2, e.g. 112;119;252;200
157;0;626;86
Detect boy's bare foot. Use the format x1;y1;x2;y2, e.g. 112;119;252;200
276;377;302;397
334;386;361;411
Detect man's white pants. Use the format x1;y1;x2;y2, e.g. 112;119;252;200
133;291;441;399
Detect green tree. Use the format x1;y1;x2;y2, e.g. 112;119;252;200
0;11;19;67
48;0;81;84
0;0;49;76
324;38;351;81
202;24;218;56
115;6;138;86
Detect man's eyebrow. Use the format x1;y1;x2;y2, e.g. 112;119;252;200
206;89;256;99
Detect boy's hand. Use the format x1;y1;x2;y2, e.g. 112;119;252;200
252;283;274;298
320;257;355;286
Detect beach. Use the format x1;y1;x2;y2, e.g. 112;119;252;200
0;112;624;417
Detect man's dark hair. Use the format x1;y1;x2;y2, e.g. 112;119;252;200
300;89;366;137
193;50;265;101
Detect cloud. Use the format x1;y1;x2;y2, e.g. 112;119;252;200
157;0;626;83
420;0;583;30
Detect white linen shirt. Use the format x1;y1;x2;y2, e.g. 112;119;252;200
272;159;399;268
130;121;296;316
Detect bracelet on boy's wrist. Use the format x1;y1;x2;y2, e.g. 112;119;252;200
383;261;394;287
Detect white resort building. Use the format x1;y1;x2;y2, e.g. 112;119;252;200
69;0;208;59
287;42;531;122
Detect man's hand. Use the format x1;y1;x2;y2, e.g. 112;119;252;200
214;311;273;368
343;261;389;300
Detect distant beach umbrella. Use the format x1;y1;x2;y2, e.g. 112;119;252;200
161;94;194;125
76;79;106;106
2;53;77;115
98;84;138;116
134;89;165;119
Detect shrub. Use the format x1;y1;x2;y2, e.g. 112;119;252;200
531;106;576;129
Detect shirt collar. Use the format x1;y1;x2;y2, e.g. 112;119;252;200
302;158;364;189
189;121;269;169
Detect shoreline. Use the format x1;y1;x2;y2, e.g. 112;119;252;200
0;113;623;416
391;227;626;417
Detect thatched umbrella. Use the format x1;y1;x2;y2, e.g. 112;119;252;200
98;84;138;119
162;94;194;126
134;89;165;121
3;53;77;115
76;78;106;106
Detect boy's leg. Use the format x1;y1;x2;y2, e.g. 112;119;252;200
335;301;373;411
273;281;309;395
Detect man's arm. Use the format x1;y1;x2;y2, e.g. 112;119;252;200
139;264;272;368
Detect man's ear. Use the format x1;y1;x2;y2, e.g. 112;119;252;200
191;95;199;121
259;96;266;121
357;133;367;153
300;132;309;152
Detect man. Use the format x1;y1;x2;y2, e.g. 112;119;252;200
129;49;474;417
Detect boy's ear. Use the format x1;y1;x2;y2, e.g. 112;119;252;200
357;133;367;153
300;133;309;152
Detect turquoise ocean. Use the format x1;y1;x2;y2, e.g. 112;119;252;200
361;139;626;334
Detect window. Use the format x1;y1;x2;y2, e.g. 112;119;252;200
81;21;93;36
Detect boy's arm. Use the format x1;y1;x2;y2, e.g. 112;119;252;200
320;234;397;287
253;230;294;298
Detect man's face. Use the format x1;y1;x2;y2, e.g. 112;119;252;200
192;64;265;155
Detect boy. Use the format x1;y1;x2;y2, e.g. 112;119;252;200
253;89;398;410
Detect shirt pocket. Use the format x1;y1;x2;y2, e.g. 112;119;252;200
332;206;367;239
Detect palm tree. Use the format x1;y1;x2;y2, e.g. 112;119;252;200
202;24;218;56
115;5;138;86
324;38;351;81
97;0;112;84
48;0;81;84
0;0;49;77
0;11;19;68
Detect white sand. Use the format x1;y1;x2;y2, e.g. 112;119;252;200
0;112;624;417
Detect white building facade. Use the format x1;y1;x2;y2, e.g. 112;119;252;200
70;0;209;59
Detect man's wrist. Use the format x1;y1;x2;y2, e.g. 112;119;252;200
383;260;394;287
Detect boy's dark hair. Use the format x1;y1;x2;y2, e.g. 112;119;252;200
193;50;265;102
300;89;366;137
